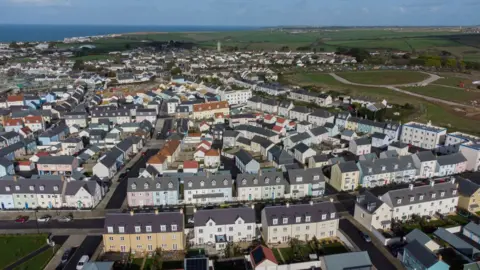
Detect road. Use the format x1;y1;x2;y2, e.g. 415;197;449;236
157;118;173;139
329;72;475;109
0;218;104;230
104;148;159;209
62;235;102;270
339;219;398;270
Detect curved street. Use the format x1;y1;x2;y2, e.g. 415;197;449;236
329;72;475;108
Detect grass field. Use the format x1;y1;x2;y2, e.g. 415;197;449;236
336;70;429;85
0;234;48;269
72;54;116;61
13;248;56;270
402;85;480;104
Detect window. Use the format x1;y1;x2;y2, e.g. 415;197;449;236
39;186;44;191
5;187;9;192
432;194;436;199
136;236;141;241
160;225;166;232
135;226;141;233
410;197;414;202
273;219;278;225
188;181;192;187
441;192;445;197
107;226;113;233
29;186;34;191
171;224;177;231
156;183;161;189
223;180;228;186
131;184;136;190
212;180;216;186
330;213;335;219
242;179;247;185
120;236;124;241
296;217;301;223
253;178;258;184
146;226;152;232
118;226;125;233
200;181;204;187
419;195;424;200
199;229;203;233
247;225;252;230
109;237;113;241
282;218;288;224
144;183;149;189
306;216;311;222
322;214;327;220
148;244;153;251
313;175;320;180
168;182;173;188
265;178;270;184
147;235;152;241
172;234;176;240
453;190;457;195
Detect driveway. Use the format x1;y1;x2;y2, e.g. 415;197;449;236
329;72;475;109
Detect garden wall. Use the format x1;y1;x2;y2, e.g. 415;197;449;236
445;225;462;233
371;228;402;246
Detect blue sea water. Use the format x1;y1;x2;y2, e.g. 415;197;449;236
0;24;260;42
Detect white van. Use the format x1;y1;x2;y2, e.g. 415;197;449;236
76;255;89;270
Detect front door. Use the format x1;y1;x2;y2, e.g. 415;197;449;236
25;202;29;209
120;245;126;252
48;202;52;209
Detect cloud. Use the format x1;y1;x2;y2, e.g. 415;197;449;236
361;7;369;13
7;0;70;5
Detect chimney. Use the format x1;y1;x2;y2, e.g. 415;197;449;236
130;210;134;216
155;209;159;215
430;180;435;187
61;175;65;182
330;198;334;203
179;208;183;214
193;207;197;213
409;184;414;190
438;254;443;261
13;175;17;182
259;169;262;176
251;204;255;209
286;202;290;208
309;201;313;206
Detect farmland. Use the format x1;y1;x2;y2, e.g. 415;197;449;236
402;85;480;105
335;71;429;85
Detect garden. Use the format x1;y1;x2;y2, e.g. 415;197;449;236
392;214;470;236
274;238;349;264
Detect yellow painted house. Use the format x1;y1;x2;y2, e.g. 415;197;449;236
345;118;359;131
329;161;360;192
458;177;480;213
103;210;184;253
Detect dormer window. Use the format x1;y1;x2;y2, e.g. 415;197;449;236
39;185;44;191
441;192;445;197
453;190;457;195
29;186;34;191
212;180;216;186
409;196;414;202
188;181;192;187
313;175;319;180
420;195;424;200
156;183;161;189
131;184;136;190
242;179;247;185
223;180;228;186
5;186;10;192
253;178;258;184
273;219;278;225
432;194;436;199
135;226;141;233
15;186;19;191
397;199;402;204
276;177;281;183
322;214;327;220
200;181;204;187
306;216;311;222
171;224;177;231
144;183;149;189
168;182;173;188
330;213;335;218
282;218;288;224
296;217;301;223
296;176;302;182
265;178;270;184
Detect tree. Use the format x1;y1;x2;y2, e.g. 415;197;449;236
48;42;56;49
152;248;163;270
9;42;19;49
224;242;242;258
289;238;303;262
125;43;131;50
425;58;442;67
171;67;182;76
72;60;85;71
445;58;457;69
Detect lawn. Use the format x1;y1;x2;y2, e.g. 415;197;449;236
143;258;154;270
13;247;56;270
401;85;480;104
273;248;284;264
72;54;116;61
0;234;48;269
336;70;429;85
321;242;349;255
435;76;471;87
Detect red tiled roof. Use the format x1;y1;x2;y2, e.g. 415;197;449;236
193;101;229;112
7;95;24;102
200;121;210;127
205;149;219;157
264;114;273;120
147;154;166;164
17;161;31;166
196;147;208;154
24;116;43;124
21;127;32;134
214;112;224;118
289;121;296;126
35;152;50;157
183;161;198;169
272;125;283;132
276;117;286;124
250;245;278;267
5;119;23;126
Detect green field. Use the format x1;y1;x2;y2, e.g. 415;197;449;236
402;85;480;104
337;70;429;85
0;234;48;269
14;248;56;270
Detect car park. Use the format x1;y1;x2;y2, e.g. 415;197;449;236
15;216;29;223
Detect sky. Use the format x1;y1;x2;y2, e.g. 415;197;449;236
0;0;479;26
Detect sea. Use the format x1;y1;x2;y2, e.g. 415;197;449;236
0;24;261;42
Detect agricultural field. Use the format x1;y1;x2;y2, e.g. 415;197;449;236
402;85;480;104
336;70;429;85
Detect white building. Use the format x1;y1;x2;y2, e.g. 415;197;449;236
460;144;480;171
183;174;233;205
400;121;447;150
220;89;252;105
236;171;288;201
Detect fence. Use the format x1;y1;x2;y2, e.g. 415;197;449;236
371;228;402;246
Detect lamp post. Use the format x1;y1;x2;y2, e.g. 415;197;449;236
34;210;40;234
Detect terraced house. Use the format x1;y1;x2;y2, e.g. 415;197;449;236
261;202;339;244
357;156;417;188
236;171;288;201
192;101;229;120
103;210;184;253
183;173;233;204
288;168;326;198
127;177;179;207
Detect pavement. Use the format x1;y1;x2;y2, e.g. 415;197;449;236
329;72;476;109
62;235;102;270
339;218;402;270
0;218;104;230
45;235;86;270
104;148;159;209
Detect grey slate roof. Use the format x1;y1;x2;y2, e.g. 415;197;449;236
353;137;371;146
184;174;233;190
465;222;480;237
309;109;333;118
128;177;179;192
309;126;328;136
437;153;467;166
235;149;254;166
251;136;274;149
381;180;458;208
289;132;311;144
288;167;325;185
434;227;480;258
323;251;372;270
358;155;415;177
415;151;436;162
458;177;480;197
235;125;276;138
262;202;337;226
355;191;383;214
37;156;75;165
379;150;399;159
115;139;133;152
99;154;117;168
194;207;255;226
236;137;251;146
104;211;183;234
336;161;359;173
64;181;98;196
236;171;288;188
404;240;439;268
406;229;434;246
223;130;240;138
293;142;311;154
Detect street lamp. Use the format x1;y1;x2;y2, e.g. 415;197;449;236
34;210;40;234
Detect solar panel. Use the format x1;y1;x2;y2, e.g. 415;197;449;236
251;247;265;265
185;258;208;270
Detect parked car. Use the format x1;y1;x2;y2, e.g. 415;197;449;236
61;248;72;264
58;215;73;222
37;215;51;223
76;255;89;270
15;216;29;223
362;232;371;243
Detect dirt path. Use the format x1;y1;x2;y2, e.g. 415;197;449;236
329;72;476;109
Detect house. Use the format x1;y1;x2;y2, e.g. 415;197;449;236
251;136;274;157
289;106;310;122
103;211;184;253
307;126;329;144
183;174;233;204
204;149;220;168
308;109;334;127
4;119;23;133
349;138;371;156
436;152;467;177
335;111;351;130
400;121;447;150
192;101;230;120
7;95;25;107
235;149;260;174
357;156;416;188
249;245;278;270
329;161;360;191
460;144;480;172
37;156;78;175
61;137;83;156
388;141;410;156
93;154;118;179
341;130;357;141
267;146;294;168
183;161;199;173
412;151;437;179
288;167;326;198
371;132;390;148
223;130;240;148
64;112;88;128
23;116;44;132
261;202;338;244
0;158;13;177
457;177;480;213
405;229;440;252
464;222;480;245
283;132;313;150
379;179;458;221
434;227;480;262
308;154;330;169
321;251;373;270
402;240;449;270
277;101;294;117
193;207;256;250
324;122;339;137
127;177;179;207
235;125;279;143
292;143;316;164
354;191;393;231
236;171;288;201
64;180;103;208
136;109;157;123
115;139;134;160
